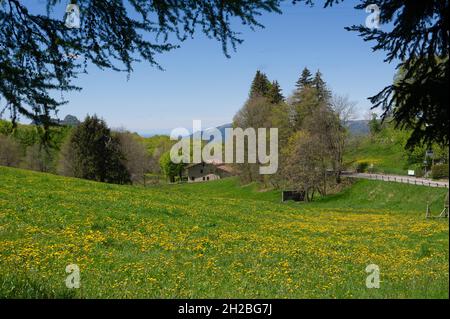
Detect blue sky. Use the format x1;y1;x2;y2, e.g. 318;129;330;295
17;1;397;135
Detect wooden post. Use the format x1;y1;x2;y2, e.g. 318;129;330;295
440;192;449;218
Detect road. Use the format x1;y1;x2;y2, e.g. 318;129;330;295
344;172;449;189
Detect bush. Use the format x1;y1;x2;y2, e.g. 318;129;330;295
409;163;425;178
431;164;449;180
355;161;369;173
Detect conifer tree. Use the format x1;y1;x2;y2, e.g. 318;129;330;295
62;115;131;184
249;71;271;99
296;67;313;90
267;81;284;104
292;67;313;105
0;1;285;138
312;70;331;103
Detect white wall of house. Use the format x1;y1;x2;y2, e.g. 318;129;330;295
186;163;222;183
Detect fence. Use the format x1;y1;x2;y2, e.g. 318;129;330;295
350;173;449;189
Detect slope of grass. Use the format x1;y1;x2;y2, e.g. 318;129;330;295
0;166;448;298
345;127;411;175
309;179;448;214
166;178;281;203
346;142;407;175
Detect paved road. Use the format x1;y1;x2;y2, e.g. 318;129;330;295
344;172;449;189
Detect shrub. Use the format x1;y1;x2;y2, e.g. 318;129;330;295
409;163;425;178
431;164;449;180
355;161;369;173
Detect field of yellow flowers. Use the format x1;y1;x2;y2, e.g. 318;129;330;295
0;166;448;298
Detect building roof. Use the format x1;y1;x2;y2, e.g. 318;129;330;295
185;161;234;174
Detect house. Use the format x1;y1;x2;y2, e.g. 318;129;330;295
185;161;234;183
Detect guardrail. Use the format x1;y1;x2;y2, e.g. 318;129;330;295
344;173;449;189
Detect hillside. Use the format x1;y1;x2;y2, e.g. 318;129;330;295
347;120;370;136
344;124;450;176
0;166;448;298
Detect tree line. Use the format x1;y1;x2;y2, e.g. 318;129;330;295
0;116;155;185
233;68;355;201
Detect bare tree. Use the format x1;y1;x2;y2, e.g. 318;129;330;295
23;144;55;173
233;96;275;183
307;106;343;188
331;94;357;126
0;135;22;167
282;131;329;201
57;134;76;177
116;132;152;185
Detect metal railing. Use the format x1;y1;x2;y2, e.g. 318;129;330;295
353;173;449;188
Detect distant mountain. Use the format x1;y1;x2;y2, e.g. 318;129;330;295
347;120;369;135
189;121;369;141
190;123;233;141
61;115;80;126
216;123;233;138
30;114;80;127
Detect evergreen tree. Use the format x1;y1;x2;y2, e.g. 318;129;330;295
344;0;448;148
312;70;331;103
292;67;313;105
1;1;285;139
292;86;321;131
296;67;313;90
65;115;131;184
249;70;271;99
267;81;284;104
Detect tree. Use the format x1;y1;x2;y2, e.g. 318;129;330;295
368;113;381;135
331;94;357;126
116;132;151;185
304;104;346;184
249;71;271;99
312;70;331;102
23;144;55;173
58;115;130;184
159;151;185;183
291;69;331;123
282;131;329;202
267;81;284;104
296;67;313;91
0;135;22;167
233;96;274;183
289;0;448;147
291;86;320;131
342;0;448;148
0;1;285;133
292;67;313;104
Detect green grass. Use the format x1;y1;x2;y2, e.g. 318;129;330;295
166;178;281;203
309;179;447;214
0;166;448;298
345;128;410;175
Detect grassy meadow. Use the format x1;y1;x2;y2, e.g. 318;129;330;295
0;166;448;298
